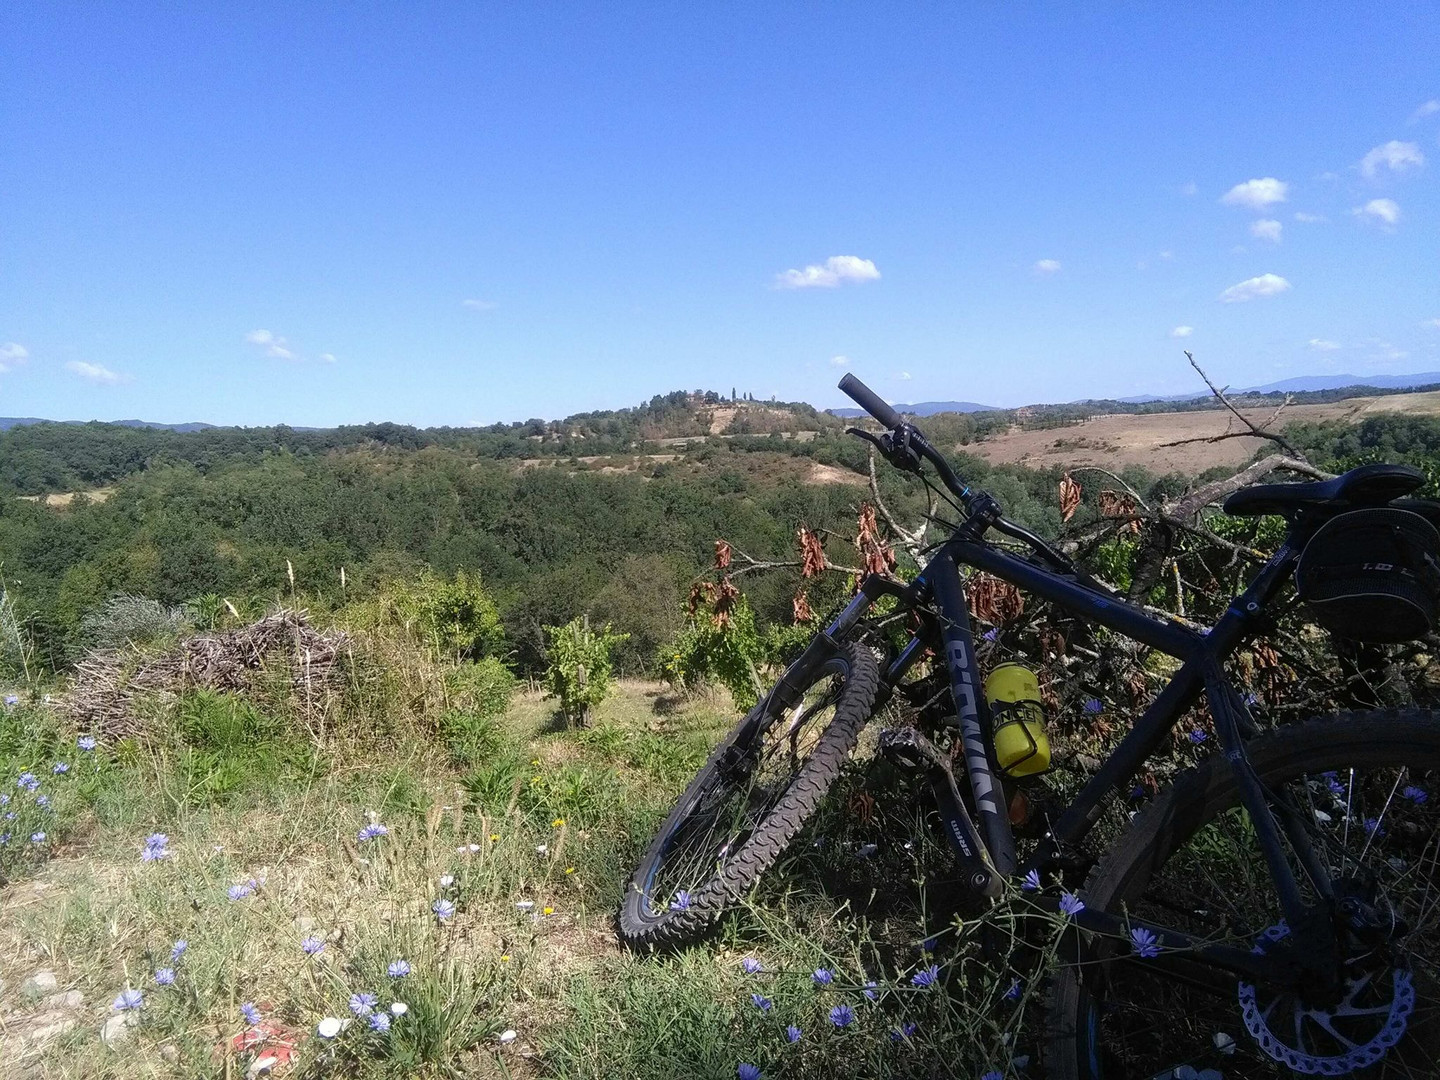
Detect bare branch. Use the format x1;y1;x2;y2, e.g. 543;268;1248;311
1184;350;1309;460
1067;467;1152;511
867;445;928;565
1163;454;1333;522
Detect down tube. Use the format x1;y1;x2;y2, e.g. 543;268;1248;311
930;552;1018;876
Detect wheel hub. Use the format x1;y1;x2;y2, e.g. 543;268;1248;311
1238;922;1414;1074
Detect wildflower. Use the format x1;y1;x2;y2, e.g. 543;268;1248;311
1363;816;1385;838
0;834;8;845
890;1021;919;1041
812;967;833;986
828;1004;855;1028
389;1001;408;1016
3;694;17;706
241;1002;261;1026
1325;775;1346;796
432;898;456;921
317;1017;343;1038
863;980;878;1001
1083;698;1103;715
785;1024;802;1043
911;965;939;989
227;882;255;901
1243;692;1260;707
155;968;176;985
1130;926;1161;958
500;954;511;962
1188;729;1208;744
982;627;1000;642
552;817;566;827
30;831;45;844
78;736;97;751
349;992;378;1017
741;957;762;974
489;833;500;842
0;794;7;806
17;772;39;792
1004;978;1022;1002
301;936;325;955
856;842;878;857
387;959;411;978
738;1065;762;1080
565;866;575;874
439;874;455;888
142;833;170;861
1402;784;1429;804
670;891;692;911
751;993;772;1012
112;988;143;1011
542;905;554;916
1022;868;1041;891
170;940;188;962
53;762;69;775
1059;891;1085;917
368;1011;391;1033
357;823;388;843
982;1072;1004;1080
36;794;50;809
536;844;548;855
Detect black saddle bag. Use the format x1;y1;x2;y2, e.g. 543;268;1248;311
1295;506;1440;643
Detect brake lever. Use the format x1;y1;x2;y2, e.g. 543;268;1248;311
846;426;887;455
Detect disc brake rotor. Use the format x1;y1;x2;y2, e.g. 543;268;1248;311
1237;922;1414;1075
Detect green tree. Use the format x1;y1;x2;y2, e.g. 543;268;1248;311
543;615;628;726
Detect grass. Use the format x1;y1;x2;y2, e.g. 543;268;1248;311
0;665;1062;1079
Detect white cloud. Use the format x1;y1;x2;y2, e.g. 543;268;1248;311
1293;211;1326;223
1218;273;1291;303
244;329;297;360
1360;140;1424;178
1033;259;1062;275
774;255;881;289
1308;338;1341;351
1221;178;1288;210
65;360;124;385
1170;326;1194;338
318;353;338;364
1250;219;1283;243
1425;318;1440;329
1412;99;1440;122
898;371;912;380
462;298;498;311
829;355;850;367
0;342;28;374
1354;198;1401;226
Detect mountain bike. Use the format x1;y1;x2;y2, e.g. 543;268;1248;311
617;373;1440;1078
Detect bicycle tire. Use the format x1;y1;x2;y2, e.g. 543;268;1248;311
1045;709;1440;1079
617;639;880;950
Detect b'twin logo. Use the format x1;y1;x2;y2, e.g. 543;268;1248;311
1362;562;1396;572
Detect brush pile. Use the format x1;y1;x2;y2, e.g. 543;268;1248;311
62;609;349;740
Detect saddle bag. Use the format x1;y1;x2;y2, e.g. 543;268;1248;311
1295;505;1440;643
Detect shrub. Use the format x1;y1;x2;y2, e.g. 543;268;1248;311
542;616;628;725
661;598;766;708
444;657;515;720
76;594;191;654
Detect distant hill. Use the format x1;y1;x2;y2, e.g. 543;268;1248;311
1242;372;1440;394
831;400;1000;418
0;417;215;432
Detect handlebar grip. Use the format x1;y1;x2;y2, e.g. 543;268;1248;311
838;373;903;429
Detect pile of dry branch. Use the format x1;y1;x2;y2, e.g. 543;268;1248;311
62;609;349;740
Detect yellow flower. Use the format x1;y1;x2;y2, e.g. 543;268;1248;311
543;906;554;915
489;833;500;842
531;759;541;766
500;954;511;962
530;776;542;785
564;867;575;874
551;817;566;828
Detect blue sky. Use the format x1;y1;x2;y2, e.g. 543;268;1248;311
2;4;1437;426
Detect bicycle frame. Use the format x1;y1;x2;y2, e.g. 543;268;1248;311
776;516;1332;993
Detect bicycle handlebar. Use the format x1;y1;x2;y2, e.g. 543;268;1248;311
838;373;903;430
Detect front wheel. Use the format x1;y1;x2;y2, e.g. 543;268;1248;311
1046;710;1440;1079
618;639;880;950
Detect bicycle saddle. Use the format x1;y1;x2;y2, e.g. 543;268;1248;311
1222;463;1424;518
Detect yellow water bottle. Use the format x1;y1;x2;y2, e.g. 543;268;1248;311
984;663;1052;777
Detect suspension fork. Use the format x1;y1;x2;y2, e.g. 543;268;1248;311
930;551;1018;876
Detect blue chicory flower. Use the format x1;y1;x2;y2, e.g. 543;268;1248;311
17;772;39;792
811;968;833;986
349;992;378;1016
741;957;762;974
1082;698;1103;715
862;980;878;1001
785;1024;802;1043
78;736;97;751
387;959;411;978
52;762;69;775
1363;816;1385;837
30;831;45;844
911;965;939;989
1130;926;1161;958
113;988;143;1011
750;993;772;1012
1004;978;1022;1001
432;898;456;921
1022;868;1041;891
171;940;188;962
1059;890;1085;917
982;1072;1004;1080
3;695;17;706
357;823;388;842
670;890;691;911
369;1011;392;1033
982;627;1000;642
227;881;256;901
828;1004;855;1028
301;936;325;955
738;1065;761;1080
1188;729;1208;744
241;1002;261;1026
890;1021;919;1042
142;833;170;862
1402;785;1428;804
154;968;175;986
35;794;50;809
